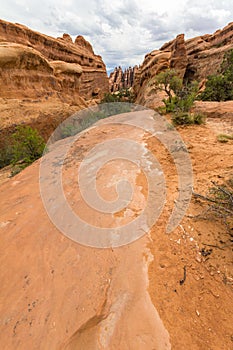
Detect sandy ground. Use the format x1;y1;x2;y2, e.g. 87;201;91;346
148;118;233;349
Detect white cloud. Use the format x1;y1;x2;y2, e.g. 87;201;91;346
0;0;232;73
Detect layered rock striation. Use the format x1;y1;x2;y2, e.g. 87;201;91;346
0;19;109;146
0;19;109;101
134;22;233;107
109;66;138;92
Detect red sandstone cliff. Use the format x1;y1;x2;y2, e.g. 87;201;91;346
134;22;233;107
0;19;109;101
0;19;109;145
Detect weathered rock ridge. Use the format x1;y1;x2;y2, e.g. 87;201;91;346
109;66;138;92
0;19;109;148
134;22;233;107
0;19;109;101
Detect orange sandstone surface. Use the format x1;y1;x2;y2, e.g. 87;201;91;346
0;110;232;349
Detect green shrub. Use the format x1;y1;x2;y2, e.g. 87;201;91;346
193;178;233;233
0;141;13;169
0;126;45;173
11;126;45;168
199;49;233;101
193;113;206;125
176;82;199;112
153;69;183;101
172;113;194;125
99;103;131;116
162;96;179;112
217;134;233;143
198;75;230;101
101;89;135;103
153;69;199;114
172;112;205;126
101;93;120;103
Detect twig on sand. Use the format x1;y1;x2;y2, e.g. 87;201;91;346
180;266;187;285
201;242;232;250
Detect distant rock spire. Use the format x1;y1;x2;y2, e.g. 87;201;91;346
109;66;138;92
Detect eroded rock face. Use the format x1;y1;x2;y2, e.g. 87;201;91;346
109;66;138;92
193;100;233;120
0;42;84;103
133;50;171;107
0;19;109;100
184;22;233;81
75;35;94;55
134;22;233;107
0;19;109;146
170;34;188;78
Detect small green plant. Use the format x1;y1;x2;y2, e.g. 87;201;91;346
153;69;199;114
0;140;13;169
101;93;120;103
199;49;233;101
172;113;194;125
217;134;233;143
172;112;205;126
153;69;183;102
193;113;206;125
10;126;45;173
100;102;131;116
193;178;233;234
101;89;135;103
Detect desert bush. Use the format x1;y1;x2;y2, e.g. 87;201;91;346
217;134;233;143
153;69;183;101
172;112;205;126
193;178;233;234
101;89;135;103
176;82;199;112
0;126;45;172
101;93;120;103
162;96;179;113
198;75;230;101
199;49;233;101
0;141;13;169
153;69;199;114
10;126;45;173
193;113;206;125
171;113;193;125
99;102;131;116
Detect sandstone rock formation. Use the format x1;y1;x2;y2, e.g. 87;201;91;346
75;35;95;55
194;100;233;119
0;19;109;101
184;22;233;81
0;42;84;104
0;19;109;149
170;34;188;78
134;22;233;107
109;66;138;92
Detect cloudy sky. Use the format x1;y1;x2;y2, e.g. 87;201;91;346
1;0;233;73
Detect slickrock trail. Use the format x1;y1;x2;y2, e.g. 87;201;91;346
0;110;232;349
